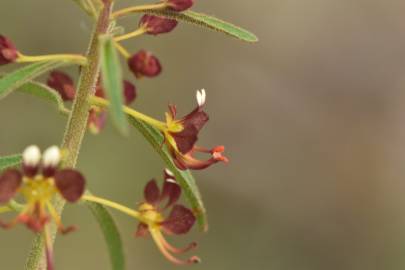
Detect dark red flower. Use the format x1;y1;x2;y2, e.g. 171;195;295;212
135;169;200;265
165;0;194;11
46;71;76;101
0;35;18;65
139;15;178;35
128;50;162;78
163;89;229;170
123;80;137;105
0;145;85;233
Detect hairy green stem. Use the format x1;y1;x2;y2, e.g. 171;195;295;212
24;2;113;269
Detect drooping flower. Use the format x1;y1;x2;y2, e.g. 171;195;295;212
139;15;178;35
0;35;18;65
0;145;85;233
135;169;200;265
164;0;194;11
128;50;162;78
46;71;137;133
163;89;229;170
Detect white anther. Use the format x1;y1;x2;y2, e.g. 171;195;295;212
22;145;41;167
166;178;177;184
42;146;61;167
165;168;174;177
196;89;206;107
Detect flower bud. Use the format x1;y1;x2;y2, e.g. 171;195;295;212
128;50;162;78
123;80;137;105
0;35;18;65
47;71;76;101
165;0;194;11
139;15;178;35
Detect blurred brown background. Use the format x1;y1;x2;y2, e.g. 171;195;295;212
2;0;405;269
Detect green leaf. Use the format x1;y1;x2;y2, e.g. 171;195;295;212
17;81;70;115
0;61;67;100
0;154;22;171
146;9;258;42
99;35;129;136
128;117;208;231
85;192;125;270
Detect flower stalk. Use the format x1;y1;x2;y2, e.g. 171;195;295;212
114;28;147;42
89;95;168;130
81;194;142;220
16;52;87;66
114;41;131;59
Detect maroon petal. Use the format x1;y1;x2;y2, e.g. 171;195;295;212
123;80;137;105
139;15;178;35
161;178;181;208
54;169;85;203
0;169;22;203
168;105;177;119
161;205;196;235
144;179;161;205
166;0;194;11
182;108;209;132
46;71;76;101
135;222;149;237
0;35;18;65
171;125;199;154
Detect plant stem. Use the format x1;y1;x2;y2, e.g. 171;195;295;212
24;2;114;270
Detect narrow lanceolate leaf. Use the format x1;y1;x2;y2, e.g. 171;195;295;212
17;81;70;115
146;9;258;42
85;192;125;270
128;117;208;231
0;154;22;171
99;35;129;136
0;61;66;100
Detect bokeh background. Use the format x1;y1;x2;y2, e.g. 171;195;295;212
2;0;405;269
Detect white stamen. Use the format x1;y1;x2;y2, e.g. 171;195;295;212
196;89;206;107
42;146;61;167
201;88;206;104
165;168;174;177
164;168;176;183
166;178;177;184
22;145;41;167
196;91;202;106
